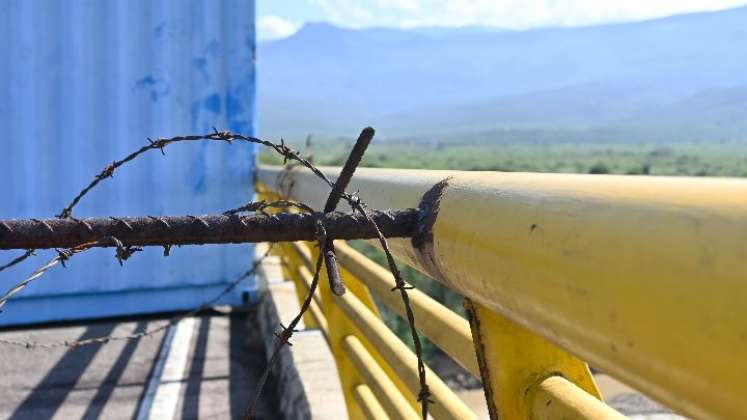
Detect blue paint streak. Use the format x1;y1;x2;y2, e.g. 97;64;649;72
204;93;221;113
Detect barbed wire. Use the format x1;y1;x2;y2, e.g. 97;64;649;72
222;199;314;216
0;237;141;313
347;196;433;414
0;199;327;314
0;128;331;274
245;223;327;420
0;128;335;352
0;125;431;419
57;129;333;220
245;127;431;419
0;249;35;272
0;247;271;349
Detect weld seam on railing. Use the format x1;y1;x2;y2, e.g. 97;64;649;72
342;335;420;420
334;241;480;377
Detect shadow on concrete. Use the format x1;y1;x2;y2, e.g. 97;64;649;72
178;312;280;419
9;323;116;420
229;313;278;420
81;321;148;420
181;316;211;419
6;312;281;420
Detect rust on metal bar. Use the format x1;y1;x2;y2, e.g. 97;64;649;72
0;209;419;250
322;126;376;296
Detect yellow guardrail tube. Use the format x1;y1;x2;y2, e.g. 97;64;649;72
259;166;747;420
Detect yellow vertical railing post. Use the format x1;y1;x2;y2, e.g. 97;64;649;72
310;244;367;419
256;185;318;328
464;299;624;420
309;242;420;418
281;242;319;329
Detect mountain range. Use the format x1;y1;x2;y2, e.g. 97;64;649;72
258;6;747;142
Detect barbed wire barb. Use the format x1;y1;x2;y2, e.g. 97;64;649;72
245;223;327;420
0;237;137;312
0;247;271;349
245;127;430;419
1;129;331;273
0;125;430;419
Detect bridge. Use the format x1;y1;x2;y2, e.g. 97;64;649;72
1;2;745;419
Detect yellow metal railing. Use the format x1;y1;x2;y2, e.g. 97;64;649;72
280;239;478;420
257;165;747;420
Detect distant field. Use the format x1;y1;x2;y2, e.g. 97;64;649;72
260;137;747;177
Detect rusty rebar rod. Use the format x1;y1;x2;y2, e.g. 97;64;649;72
322;126;376;295
0;209;418;250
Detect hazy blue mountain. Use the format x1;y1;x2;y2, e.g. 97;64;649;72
624;85;747;139
258;7;747;141
377;81;683;133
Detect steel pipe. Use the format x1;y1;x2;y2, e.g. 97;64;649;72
353;385;389;420
342;335;419;420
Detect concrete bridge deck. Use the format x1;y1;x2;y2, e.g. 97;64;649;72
0;311;279;419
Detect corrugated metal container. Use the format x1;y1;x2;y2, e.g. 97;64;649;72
0;0;257;326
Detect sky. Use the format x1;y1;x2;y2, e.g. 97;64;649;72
257;0;747;41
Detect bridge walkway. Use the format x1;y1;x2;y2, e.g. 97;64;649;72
0;311;279;419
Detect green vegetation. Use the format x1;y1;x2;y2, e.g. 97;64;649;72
261;137;747;177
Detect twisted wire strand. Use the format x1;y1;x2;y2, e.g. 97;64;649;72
222;199;314;216
0;247;271;349
0;237;140;313
0;128;329;273
246;127;431;419
0;250;35;272
0;126;431;418
0;200;307;314
245;226;327;420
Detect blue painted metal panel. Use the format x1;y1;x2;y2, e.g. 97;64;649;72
0;0;257;326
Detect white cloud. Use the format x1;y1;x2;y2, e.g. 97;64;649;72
311;0;376;26
376;0;422;13
308;0;747;29
257;15;301;41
